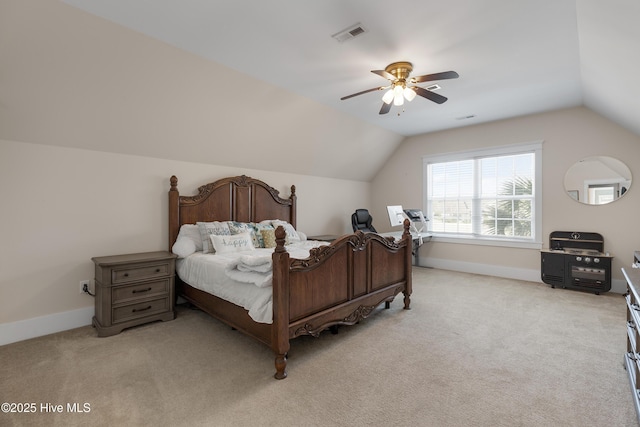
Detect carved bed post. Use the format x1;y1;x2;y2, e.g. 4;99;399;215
289;185;297;229
402;219;412;310
168;175;180;251
271;226;291;379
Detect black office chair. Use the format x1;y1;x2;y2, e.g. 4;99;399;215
351;209;377;233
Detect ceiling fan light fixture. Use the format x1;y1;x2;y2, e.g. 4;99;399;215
404;87;417;102
382;89;395;104
393;85;404;106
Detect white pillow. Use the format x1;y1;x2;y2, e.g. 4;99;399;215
210;232;255;254
172;236;197;258
176;224;203;252
271;219;301;244
197;221;231;253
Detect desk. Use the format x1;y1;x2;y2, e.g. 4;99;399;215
379;231;432;267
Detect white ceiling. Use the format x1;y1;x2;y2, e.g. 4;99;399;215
60;0;640;138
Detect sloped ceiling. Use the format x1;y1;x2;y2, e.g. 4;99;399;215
576;0;640;138
2;0;639;182
59;0;640;136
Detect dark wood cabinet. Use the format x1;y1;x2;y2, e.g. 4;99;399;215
92;251;177;337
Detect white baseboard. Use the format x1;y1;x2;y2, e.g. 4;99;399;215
419;256;627;294
420;256;541;282
0;306;93;346
608;278;626;294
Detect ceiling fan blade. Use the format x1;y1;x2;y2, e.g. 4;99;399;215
340;87;385;100
413;86;448;104
371;69;396;81
379;102;392;115
411;70;459;83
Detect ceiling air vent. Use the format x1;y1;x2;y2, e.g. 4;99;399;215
332;23;367;43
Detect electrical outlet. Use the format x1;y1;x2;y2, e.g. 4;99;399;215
80;280;91;294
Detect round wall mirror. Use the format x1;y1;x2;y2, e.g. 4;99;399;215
564;156;632;205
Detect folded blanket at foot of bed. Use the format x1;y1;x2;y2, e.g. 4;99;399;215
224;254;273;287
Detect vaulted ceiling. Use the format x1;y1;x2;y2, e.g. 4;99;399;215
60;0;640;137
3;1;639;182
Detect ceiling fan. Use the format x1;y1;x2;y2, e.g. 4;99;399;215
340;61;459;114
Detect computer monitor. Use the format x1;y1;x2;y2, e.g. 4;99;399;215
386;205;405;227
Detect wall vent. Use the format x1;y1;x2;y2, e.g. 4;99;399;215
332;23;367;43
425;84;441;91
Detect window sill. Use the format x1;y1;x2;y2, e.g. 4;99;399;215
430;234;543;250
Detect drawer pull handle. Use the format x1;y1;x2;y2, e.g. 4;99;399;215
132;305;152;313
155;268;161;273
132;287;152;294
123;273;129;277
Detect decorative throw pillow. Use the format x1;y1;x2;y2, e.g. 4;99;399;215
271;219;301;244
228;221;262;248
260;228;277;248
197;221;231;253
253;223;274;248
210;232;255;254
227;221;252;235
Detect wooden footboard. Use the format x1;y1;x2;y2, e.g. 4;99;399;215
271;222;412;379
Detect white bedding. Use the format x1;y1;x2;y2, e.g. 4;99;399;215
225;253;273;288
176;240;329;324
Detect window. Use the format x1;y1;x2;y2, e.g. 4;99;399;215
423;142;542;248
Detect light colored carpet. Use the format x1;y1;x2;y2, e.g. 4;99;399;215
0;268;636;427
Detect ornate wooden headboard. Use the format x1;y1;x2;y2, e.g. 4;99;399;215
168;175;297;250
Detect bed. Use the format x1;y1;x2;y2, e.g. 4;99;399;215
168;174;413;379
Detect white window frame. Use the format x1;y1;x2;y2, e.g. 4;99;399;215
422;141;543;249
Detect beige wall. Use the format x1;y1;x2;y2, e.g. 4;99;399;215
0;0;403;183
0;139;369;326
372;107;640;287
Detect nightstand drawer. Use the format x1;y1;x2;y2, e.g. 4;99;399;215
112;298;170;324
111;262;171;284
112;279;170;304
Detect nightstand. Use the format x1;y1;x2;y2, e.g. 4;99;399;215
92;251;177;337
